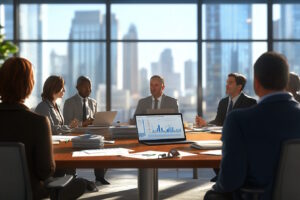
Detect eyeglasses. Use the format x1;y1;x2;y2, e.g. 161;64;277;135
158;149;180;159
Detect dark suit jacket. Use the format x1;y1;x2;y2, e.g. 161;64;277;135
134;94;179;115
210;92;257;126
0;103;55;200
214;93;300;200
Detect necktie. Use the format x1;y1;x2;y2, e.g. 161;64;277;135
227;100;233;115
154;98;159;109
83;98;87;121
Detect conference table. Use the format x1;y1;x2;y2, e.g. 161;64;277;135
53;131;221;200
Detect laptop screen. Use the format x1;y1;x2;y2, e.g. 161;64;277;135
135;114;185;141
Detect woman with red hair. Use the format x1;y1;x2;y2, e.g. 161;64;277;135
0;57;85;199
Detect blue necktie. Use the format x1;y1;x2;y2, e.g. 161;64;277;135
227;100;233;115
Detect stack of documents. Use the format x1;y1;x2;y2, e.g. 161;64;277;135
191;140;222;149
71;134;104;148
109;125;138;139
188;126;223;133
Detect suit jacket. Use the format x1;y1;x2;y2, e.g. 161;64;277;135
35;100;65;135
63;94;97;125
214;93;300;200
134;94;179;115
210;92;257;126
0;103;55;200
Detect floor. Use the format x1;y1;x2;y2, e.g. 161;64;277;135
76;168;215;200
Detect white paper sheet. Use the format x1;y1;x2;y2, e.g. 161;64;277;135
122;150;197;160
52;135;76;142
200;150;222;156
72;148;133;157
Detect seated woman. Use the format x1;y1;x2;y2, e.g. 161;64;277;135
35;75;98;191
35;76;78;135
0;57;85;199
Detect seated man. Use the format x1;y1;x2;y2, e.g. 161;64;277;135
287;72;300;103
196;73;256;127
204;52;300;200
63;76;109;187
134;75;179;116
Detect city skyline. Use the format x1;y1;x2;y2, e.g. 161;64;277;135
1;3;300;122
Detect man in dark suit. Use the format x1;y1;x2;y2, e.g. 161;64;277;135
204;52;300;200
196;73;256;127
134;75;179;116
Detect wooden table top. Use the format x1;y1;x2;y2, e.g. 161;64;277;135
54;132;222;169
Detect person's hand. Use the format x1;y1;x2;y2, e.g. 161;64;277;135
69;119;79;128
82;118;94;127
195;115;207;127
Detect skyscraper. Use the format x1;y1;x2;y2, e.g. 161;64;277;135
184;59;197;91
204;5;253;118
139;68;148;97
68;10;103;98
123;24;138;95
275;5;300;72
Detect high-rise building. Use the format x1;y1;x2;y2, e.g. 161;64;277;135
158;48;180;97
68;11;103;98
19;5;47;107
274;5;300;72
102;13;119;86
139;68;148;97
184;59;197;91
204;5;253;119
123;24;138;95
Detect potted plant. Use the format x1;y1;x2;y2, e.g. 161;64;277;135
0;25;19;66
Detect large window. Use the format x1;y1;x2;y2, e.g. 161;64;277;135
111;4;197;122
273;4;300;75
2;1;300;124
0;0;13;40
18;4;106;110
202;4;267;120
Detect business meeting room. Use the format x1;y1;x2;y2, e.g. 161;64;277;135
1;0;300;199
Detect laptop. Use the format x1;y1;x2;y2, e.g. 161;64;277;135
91;111;117;126
135;113;192;145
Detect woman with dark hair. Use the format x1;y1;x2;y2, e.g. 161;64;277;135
0;57;85;199
35;75;78;135
287;72;300;103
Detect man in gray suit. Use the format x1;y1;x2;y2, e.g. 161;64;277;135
63;76;109;187
134;75;179;116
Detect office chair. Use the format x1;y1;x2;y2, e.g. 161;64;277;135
0;142;73;200
240;138;300;200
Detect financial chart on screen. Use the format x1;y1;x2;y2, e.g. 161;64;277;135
136;114;185;141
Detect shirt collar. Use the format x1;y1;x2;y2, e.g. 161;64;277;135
77;93;86;102
152;94;163;102
229;93;241;104
258;91;288;103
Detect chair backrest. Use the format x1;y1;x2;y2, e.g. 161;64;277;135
0;142;32;200
273;139;300;200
